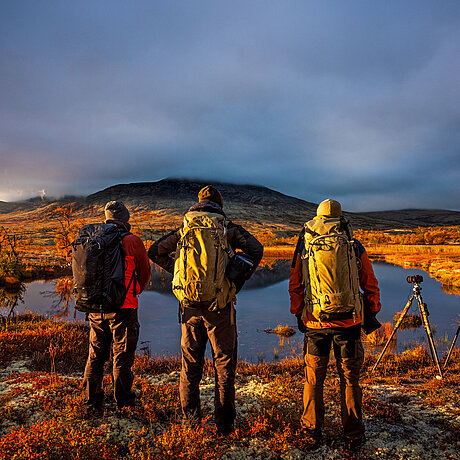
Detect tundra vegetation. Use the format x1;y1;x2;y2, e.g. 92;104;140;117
0;209;459;458
0;314;458;459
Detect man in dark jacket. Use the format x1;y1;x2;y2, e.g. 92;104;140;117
289;199;381;450
148;185;263;435
83;201;151;415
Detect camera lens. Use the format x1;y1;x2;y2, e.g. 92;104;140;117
406;275;423;283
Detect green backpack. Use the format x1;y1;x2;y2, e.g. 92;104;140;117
301;218;362;322
172;211;236;310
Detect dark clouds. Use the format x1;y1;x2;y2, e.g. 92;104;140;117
0;1;459;210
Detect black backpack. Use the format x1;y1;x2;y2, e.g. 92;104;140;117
71;223;133;314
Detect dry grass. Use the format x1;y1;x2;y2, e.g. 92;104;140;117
0;314;459;459
363;322;395;347
393;312;422;329
366;244;460;294
264;324;296;338
262;246;295;259
0;314;89;373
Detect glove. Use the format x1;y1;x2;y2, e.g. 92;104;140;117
362;311;381;335
296;314;307;333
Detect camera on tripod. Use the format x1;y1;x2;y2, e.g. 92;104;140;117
407;274;423;284
372;272;444;379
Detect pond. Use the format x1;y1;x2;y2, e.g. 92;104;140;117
1;261;459;363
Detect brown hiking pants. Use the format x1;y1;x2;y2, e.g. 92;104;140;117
83;308;140;411
302;325;365;440
180;304;237;431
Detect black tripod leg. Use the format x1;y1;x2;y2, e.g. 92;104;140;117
371;295;414;374
417;295;443;379
443;325;460;370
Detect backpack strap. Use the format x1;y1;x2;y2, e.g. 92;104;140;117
119;231;138;298
339;218;353;241
292;229;305;269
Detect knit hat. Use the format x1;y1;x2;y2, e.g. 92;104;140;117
198;185;223;208
104;201;130;223
316;199;342;218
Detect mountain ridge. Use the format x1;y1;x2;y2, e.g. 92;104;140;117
1;178;459;230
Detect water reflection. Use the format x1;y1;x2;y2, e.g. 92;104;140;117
40;276;75;319
148;259;291;294
0;283;25;318
1;260;459;362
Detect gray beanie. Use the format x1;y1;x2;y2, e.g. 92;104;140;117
104;201;130;223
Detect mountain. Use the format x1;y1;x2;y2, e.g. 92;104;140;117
360;209;460;227
84;178;319;230
1;178;459;231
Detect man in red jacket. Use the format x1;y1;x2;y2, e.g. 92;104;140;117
289;199;381;450
83;201;151;415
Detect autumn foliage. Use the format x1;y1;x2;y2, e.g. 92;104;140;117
353;226;460;245
0;314;459;459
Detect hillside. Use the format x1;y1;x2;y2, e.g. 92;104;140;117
361;209;460;227
1;179;460;233
56;178;460;229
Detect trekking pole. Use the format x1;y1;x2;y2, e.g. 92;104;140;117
443;324;460;370
370;294;413;374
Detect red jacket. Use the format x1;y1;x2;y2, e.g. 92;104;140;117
289;236;381;329
121;233;151;309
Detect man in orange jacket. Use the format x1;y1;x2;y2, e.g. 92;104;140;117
83;201;151;415
289;199;381;451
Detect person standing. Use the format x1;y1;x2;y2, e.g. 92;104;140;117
82;201;151;415
148;185;263;435
289;199;381;450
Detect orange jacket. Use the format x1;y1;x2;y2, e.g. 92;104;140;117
289;236;381;329
121;233;151;309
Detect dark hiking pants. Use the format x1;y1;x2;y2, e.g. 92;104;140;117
302;324;365;440
180;304;237;432
83;308;140;411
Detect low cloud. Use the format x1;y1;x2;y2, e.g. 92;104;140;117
0;1;459;211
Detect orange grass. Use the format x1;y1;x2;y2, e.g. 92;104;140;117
0;418;121;459
0;314;459;459
363;322;395;346
393;312;422;329
0;314;89;372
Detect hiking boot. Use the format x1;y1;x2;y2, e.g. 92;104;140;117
83;405;103;419
301;429;322;451
345;434;366;451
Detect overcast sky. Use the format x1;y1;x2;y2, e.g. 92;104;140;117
0;1;459;211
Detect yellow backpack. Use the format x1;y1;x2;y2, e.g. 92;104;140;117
301;218;362;322
172;211;236;310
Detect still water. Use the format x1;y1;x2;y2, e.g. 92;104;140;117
2;261;459;363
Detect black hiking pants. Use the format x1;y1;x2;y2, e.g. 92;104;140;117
83;308;139;411
302;324;365;441
180;304;237;432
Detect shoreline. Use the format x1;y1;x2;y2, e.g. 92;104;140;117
262;244;460;295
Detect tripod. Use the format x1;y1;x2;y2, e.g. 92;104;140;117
443;324;460;370
371;279;443;379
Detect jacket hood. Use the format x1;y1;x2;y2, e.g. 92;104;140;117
105;219;131;232
188;201;226;217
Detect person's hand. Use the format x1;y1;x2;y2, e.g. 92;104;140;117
362;312;381;335
296;314;307;333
